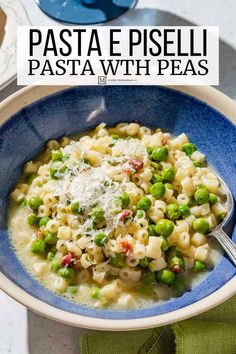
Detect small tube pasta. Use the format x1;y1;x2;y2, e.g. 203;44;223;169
43;194;57;207
194;246;208;261
10;189;24;202
57;226;72;240
78;269;90;284
177;232;190;249
170;133;188;149
117;293;134;308
148;257;167;272
181;177;194;196
46;220;60;233
33;261;48;275
132;243;146;259
80;253;92;269
191;233;207;247
119;267;141;282
47;140;60;150
146;237;162;259
212;203;227;218
53;277;68;292
38;205;50;217
100;280;121;300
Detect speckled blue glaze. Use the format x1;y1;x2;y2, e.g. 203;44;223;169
36;0;136;25
0;86;235;320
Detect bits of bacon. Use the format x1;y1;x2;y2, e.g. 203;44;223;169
128;159;144;172
61;253;74;267
120;210;133;221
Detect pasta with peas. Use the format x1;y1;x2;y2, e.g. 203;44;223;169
8;122;227;309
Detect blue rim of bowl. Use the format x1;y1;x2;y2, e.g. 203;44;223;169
0;85;235;326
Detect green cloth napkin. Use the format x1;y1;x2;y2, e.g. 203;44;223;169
80;295;236;354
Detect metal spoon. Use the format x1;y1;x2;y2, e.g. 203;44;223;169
208;170;236;266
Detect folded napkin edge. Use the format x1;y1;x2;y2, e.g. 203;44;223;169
171;323;183;354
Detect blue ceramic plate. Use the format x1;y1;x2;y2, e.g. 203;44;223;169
0;86;235;329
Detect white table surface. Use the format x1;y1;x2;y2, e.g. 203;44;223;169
0;1;236;353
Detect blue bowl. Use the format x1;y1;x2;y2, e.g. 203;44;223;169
0;86;235;324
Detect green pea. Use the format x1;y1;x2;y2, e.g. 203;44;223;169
193;161;202;168
50;259;62;272
171;276;186;292
61;154;70;162
83;158;91;165
136;210;145;219
160;236;169;251
28;196;43;211
26;173;37;185
155;219;174;238
105;272;116;281
168;256;185;271
109;253;126;268
139;257;150;268
193;218;209;234
45;232;57;245
31;239;46;254
182;143;197;156
193;260;206;272
90;287;100;299
157;269;175;285
119;192;130;208
68;286;78;295
39;217;50;227
194;188;210;205
188;196;197;207
195;184;206;190
142;270;156;285
27;214;40;226
139;285;152;296
58;267;75;279
147;224;157;236
52;150;63;162
71;202;80;214
217;212;227;223
18;198;27;208
50;168;58;178
167;246;179;258
111;134;119;140
46;252;55;261
152;146;169;161
164;183;173;190
94;232;108;247
161;167;175;182
151;162;160;170
150;182;165;199
91;207;105;224
137;197;152;211
147;147;154;155
151;174;163;184
209;193;218;205
179;204;190;218
166;204;181;220
50;162;66;178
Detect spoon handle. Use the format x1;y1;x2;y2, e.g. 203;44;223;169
210;228;236;266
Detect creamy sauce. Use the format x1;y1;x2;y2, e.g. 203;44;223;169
8;124;226;309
